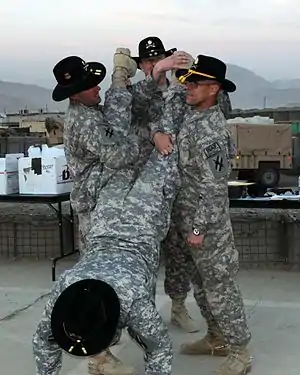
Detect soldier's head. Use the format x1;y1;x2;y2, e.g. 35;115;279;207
52;56;106;106
50;279;120;357
176;55;236;110
132;36;177;76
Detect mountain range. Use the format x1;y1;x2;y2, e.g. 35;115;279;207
1;64;300;113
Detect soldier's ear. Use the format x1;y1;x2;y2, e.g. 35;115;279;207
209;84;220;98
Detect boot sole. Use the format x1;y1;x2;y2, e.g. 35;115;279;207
213;363;252;375
214;359;252;375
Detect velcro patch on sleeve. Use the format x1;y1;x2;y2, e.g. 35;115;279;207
203;142;221;158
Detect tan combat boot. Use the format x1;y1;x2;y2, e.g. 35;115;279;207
215;345;252;375
180;326;229;356
171;299;199;333
88;349;136;375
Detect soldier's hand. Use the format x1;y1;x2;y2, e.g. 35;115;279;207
172;51;194;70
154;51;194;74
153;132;174;155
187;233;204;247
113;48;137;78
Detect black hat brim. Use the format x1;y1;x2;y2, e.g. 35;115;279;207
133;48;177;69
52;62;106;102
175;68;236;93
51;279;120;357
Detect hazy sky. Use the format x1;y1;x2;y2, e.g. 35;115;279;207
1;0;300;88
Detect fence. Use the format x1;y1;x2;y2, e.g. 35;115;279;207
0;202;76;259
0;201;300;270
231;209;300;269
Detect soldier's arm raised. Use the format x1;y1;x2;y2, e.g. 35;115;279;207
149;82;187;155
77;87;141;169
130;74;160;105
149;52;194;143
79;118;141;170
150;81;187;137
102;87;133;136
130;50;193;107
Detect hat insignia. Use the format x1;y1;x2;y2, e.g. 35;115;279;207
64;73;71;80
68;339;87;355
91;68;102;76
191;57;198;70
146;40;156;50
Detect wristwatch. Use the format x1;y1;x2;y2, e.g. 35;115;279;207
193;228;200;236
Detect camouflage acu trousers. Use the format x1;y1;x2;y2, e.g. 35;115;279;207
171;216;251;346
163;220;192;300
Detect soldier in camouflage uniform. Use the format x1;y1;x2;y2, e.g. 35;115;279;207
152;54;252;375
123;36;176;175
129;37;198;333
32;121;181;375
88;48;196;374
151;53;233;334
48;50;189;375
86;48;194;371
50;51;143;375
130;36;176;138
53;51;163;254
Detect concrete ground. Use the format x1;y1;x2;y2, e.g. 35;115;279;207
0;259;300;375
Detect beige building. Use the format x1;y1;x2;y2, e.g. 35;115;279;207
19;120;46;134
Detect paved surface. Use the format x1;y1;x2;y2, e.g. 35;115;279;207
1;259;300;375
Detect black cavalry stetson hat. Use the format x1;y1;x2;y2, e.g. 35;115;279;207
132;36;177;69
52;56;106;102
50;279;120;357
175;54;236;93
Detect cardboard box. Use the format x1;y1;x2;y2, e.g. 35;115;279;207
0;153;24;195
18;155;73;195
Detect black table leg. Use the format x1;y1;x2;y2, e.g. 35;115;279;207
50;202;79;282
69;205;75;254
52;202;63;281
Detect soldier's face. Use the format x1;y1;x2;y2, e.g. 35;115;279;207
71;86;101;106
139;55;166;76
185;81;220;106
